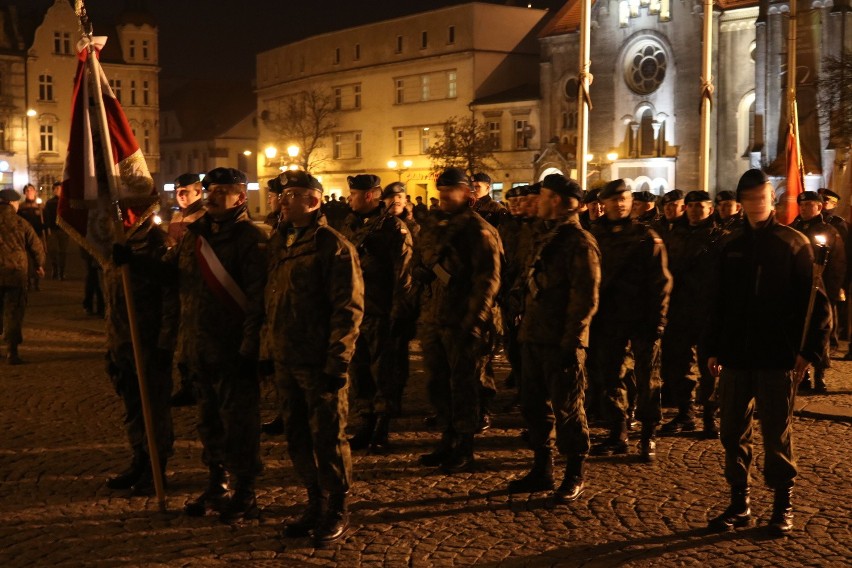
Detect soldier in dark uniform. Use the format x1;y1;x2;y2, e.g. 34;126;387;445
167;173;206;408
579;187;603;230
0;189;45;364
631;190;658;225
412;195;429;222
508;174;599;503
659;191;727;438
120;168;268;522
713;190;744;231
588;180;672;461
43;181;69;281
17;184;45;291
471;172;511;228
260;171;364;545
790;191;846;392
497;186;525;391
383;182;420;240
414;167;502;473
817;188;849;349
653;189;685;236
707;169;830;536
340;174;413;453
103;211;177;495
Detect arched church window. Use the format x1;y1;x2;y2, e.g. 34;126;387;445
640;109;655;156
625;41;667;95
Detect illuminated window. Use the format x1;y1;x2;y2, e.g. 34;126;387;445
421;128;430;154
448;71;457;98
421;75;430;101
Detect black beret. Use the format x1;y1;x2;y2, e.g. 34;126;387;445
280;170;324;192
527;182;542;196
175;172;201;188
715;190;736;203
818;188;840;202
504;187;518;199
381;182;405;200
736;169;769;197
0;188;21;202
202;167;247;190
267;175;283;194
684;190;712;204
599;179;630;200
797;191;823;204
515;185;530;197
472;172;491;184
661;189;685;204
633;191;656;203
541;173;583;202
583;187;601;204
436;167;470;188
348;174;381;190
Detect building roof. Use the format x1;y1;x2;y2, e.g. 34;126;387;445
161;79;256;142
539;0;759;36
472;83;540;105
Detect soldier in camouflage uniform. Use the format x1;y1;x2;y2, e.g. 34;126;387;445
659;191;728;438
17;184;45;291
340;174;413;453
414;167;502;473
260;170;364;546
104;212;177;495
508;175;600;503
589;180;672;461
121;168;268;522
0;189;45;364
579;187;603;231
497;186;526;391
383;182;420;240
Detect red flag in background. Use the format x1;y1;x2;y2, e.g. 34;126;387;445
779;117;804;225
58;37;156;265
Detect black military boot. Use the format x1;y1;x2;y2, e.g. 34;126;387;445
312;491;349;546
639;423;657;462
813;369;827;394
708;485;752;532
441;433;475;474
130;459;167;496
262;415;285;436
507;448;554;493
660;404;696;434
368;414;391;454
6;343;22;365
348;413;376;451
702;405;719;439
551;455;585;504
590;421;629;456
170;383;196;407
219;477;259;523
185;463;229;517
419;430;454;467
767;486;794;536
106;449;147;490
798;370;813;392
285;485;326;537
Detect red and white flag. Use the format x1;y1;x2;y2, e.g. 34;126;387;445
58;37;156;265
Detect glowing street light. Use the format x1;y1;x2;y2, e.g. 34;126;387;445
26;109;37;117
388;159;412;181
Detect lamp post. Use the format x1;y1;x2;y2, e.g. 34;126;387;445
387;159;412;181
605;151;619;180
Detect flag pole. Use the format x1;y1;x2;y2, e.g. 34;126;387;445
785;0;804;221
699;0;714;193
76;2;167;512
576;0;593;189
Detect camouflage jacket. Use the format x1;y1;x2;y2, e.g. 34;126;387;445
104;220;179;355
591;216;672;334
163;204;268;365
473;195;511;229
519;215;601;351
398;207;420;241
414;207;502;333
260;212;364;379
340;204;414;321
0;204;45;287
165;199;205;246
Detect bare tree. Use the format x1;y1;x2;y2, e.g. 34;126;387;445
426;116;497;177
817;53;852;153
261;89;339;171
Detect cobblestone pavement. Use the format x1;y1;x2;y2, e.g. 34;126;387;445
1;251;851;567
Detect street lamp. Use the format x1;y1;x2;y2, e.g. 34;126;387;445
388;159;412;181
287;145;301;170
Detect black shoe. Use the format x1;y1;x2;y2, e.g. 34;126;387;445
171;385;196;407
639;438;657;462
708;486;751;532
348;414;376;451
423;415;438;430
312;493;348;546
262;415;285;436
798;380;813;392
702;421;720;439
130;466;167;497
185;464;229;517
441;435;475;474
368;414;391;454
589;439;628;456
419;431;454;467
551;477;585;503
660;415;696;434
767;487;794;537
106;457;147;490
219;484;259;523
285;486;326;538
508;449;554;493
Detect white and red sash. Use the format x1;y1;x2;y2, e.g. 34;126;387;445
195;235;248;316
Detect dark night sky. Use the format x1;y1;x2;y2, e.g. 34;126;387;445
27;0;564;94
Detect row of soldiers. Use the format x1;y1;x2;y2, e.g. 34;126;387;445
102;163;830;545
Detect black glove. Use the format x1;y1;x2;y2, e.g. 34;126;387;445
236;354;258;378
112;243;133;266
257;359;275;378
322;372;347;393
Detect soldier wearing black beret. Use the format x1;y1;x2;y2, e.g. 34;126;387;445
654;189;685;236
713;189;743;231
631;190;658;225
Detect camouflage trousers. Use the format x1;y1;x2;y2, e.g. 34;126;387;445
588;326;663;435
107;346;174;460
350;315;399;417
420;325;483;436
0;285;26;346
718;368;797;490
276;365;352;494
661;323;717;412
190;359;262;482
521;344;590;457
